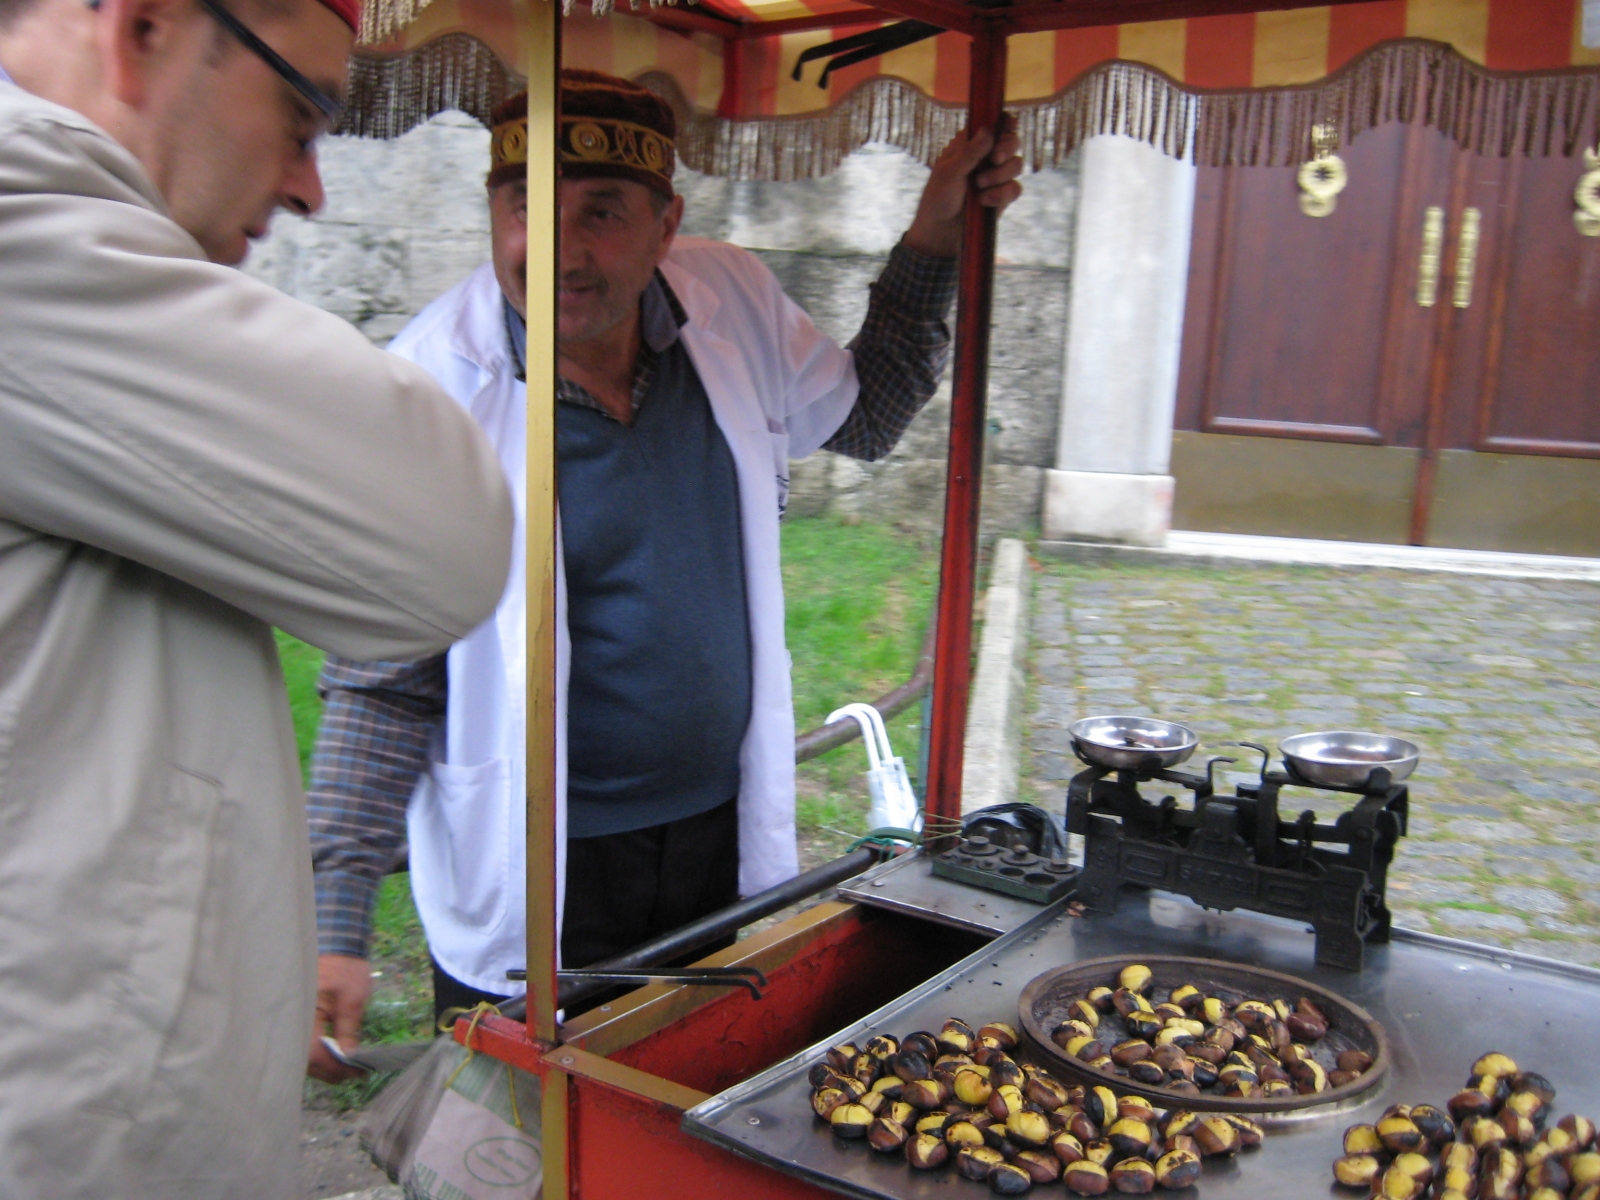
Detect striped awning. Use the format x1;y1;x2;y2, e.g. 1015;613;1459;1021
344;0;1600;177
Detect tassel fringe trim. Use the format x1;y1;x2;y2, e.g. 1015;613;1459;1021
343;35;1600;175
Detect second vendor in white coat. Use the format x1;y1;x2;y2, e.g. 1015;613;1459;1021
306;69;1023;1073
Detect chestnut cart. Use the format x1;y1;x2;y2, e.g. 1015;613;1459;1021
340;0;1600;1194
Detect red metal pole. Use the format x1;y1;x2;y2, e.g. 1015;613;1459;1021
924;24;1007;829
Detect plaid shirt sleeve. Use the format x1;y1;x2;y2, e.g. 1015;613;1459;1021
307;653;447;959
822;240;960;462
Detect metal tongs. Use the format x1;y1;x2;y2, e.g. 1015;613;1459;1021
505;963;769;1000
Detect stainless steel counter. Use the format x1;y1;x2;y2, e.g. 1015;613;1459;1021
683;890;1600;1199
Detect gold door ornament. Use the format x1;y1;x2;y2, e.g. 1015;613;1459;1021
1297;125;1348;218
1576;148;1600;237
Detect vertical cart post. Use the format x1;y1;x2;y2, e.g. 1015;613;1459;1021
523;0;565;1192
924;22;1008;827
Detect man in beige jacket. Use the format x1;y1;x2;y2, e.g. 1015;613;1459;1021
0;0;513;1193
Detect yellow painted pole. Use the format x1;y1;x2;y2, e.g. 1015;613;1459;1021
523;0;565;1193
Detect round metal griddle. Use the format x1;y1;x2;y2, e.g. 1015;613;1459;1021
1018;954;1390;1113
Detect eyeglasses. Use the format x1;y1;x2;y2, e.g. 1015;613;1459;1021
195;0;344;129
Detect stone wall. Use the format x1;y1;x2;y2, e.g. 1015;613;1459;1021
246;116;1079;536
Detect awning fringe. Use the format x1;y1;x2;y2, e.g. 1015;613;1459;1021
341;36;1600;174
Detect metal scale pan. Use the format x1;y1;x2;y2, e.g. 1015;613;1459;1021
1017;953;1390;1113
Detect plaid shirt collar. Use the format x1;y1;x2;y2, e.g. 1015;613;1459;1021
507;271;689;421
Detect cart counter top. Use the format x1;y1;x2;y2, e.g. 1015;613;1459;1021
684;890;1600;1200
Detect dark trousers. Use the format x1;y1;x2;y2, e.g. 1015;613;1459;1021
562;797;740;968
431;798;740;1024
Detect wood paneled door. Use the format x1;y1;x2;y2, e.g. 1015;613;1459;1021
1173;116;1600;555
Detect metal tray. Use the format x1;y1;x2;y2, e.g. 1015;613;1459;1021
1018;954;1389;1112
682;893;1600;1200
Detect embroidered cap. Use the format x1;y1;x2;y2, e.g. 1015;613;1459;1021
488;72;677;199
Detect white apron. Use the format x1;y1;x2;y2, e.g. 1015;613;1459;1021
389;243;858;994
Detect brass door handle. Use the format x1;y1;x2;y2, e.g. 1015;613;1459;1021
1417;206;1444;307
1453;207;1482;309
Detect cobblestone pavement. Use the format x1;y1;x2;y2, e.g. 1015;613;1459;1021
1022;558;1600;964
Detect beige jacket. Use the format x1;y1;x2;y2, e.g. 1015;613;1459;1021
0;84;513;1198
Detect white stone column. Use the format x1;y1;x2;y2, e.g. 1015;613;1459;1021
1043;134;1197;547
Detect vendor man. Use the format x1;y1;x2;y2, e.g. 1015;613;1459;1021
0;0;512;1192
307;70;1021;1066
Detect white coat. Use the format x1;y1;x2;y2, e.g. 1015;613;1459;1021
389;241;860;993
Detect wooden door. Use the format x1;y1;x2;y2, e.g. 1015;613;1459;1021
1417;152;1600;553
1173;119;1600;554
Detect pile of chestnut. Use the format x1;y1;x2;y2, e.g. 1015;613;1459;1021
807;1013;1263;1194
1048;962;1370;1101
1331;1051;1599;1199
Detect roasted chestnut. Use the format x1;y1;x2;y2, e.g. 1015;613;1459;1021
1008;1111;1053;1149
983;1126;1020;1158
954;1067;994;1108
1527;1156;1572;1193
977;1022;1019;1049
1108;1157;1156;1194
915;1110;953;1135
1336;1048;1373;1074
1051;1131;1087;1165
1573;1152;1600;1189
1119;964;1154;995
987;1161;1033;1195
1290;1058;1328;1094
1111;1039;1152;1067
991;1059;1026;1089
946;1120;987;1149
1286;1011;1327;1042
1086;986;1116;1012
1514;1072;1558;1105
867;1117;908;1153
905;1131;949;1169
1015;1148;1062;1184
812;1087;848;1120
826;1042;860;1072
1342;1124;1382;1156
1112;988;1152;1019
1084;1140;1114;1166
864;1034;900;1061
988;1084;1026;1121
1148;1145;1199;1189
1025;1075;1070;1111
1107;1117;1154;1160
1202;997;1230;1026
1472;1052;1519;1080
1152;1002;1186;1024
1448;1089;1498;1123
1083;1086;1120;1129
1331;1154;1381;1189
857;1091;887;1116
890;1049;931;1083
1222;1115;1263;1148
830;1103;874;1139
1233;1000;1276;1033
1466;1117;1508;1155
1128;1061;1165;1086
1564;1116;1599;1151
957;1145;1007;1180
1389;1151;1432;1185
1192;1115;1241;1157
1070;1000;1102;1029
1408;1104;1455;1146
1062;1160;1110;1195
1260;1080;1294;1099
1372;1164;1423;1200
1502;1110;1539;1148
937;1019;976;1056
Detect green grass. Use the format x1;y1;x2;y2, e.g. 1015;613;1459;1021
275;628;327;782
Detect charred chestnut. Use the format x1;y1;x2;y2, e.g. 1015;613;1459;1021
905;1131;949;1169
1563;1116;1598;1151
987;1084;1026;1121
1007;1111;1053;1149
1113;988;1153;1019
1083;1086;1120;1129
830;1103;874;1139
1472;1052;1519;1080
1153;1146;1201;1190
1342;1124;1382;1156
1337;1048;1373;1074
988;1162;1034;1195
1086;986;1116;1013
1015;1149;1062;1184
1193;1116;1241;1157
1331;1154;1381;1189
1051;1131;1087;1165
1025;1075;1070;1111
1108;1118;1154;1160
1062;1160;1110;1196
1108;1158;1156;1194
956;1145;1007;1181
1119;964;1154;995
867;1117;908;1153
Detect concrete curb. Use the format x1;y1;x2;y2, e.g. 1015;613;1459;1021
1038;530;1600;583
961;538;1033;815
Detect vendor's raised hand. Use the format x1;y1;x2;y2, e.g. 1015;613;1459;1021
903;125;1025;258
307;953;372;1083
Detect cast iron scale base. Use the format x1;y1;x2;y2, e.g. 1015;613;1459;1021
1066;745;1408;971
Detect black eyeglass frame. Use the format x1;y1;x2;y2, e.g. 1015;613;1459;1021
195;0;344;128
